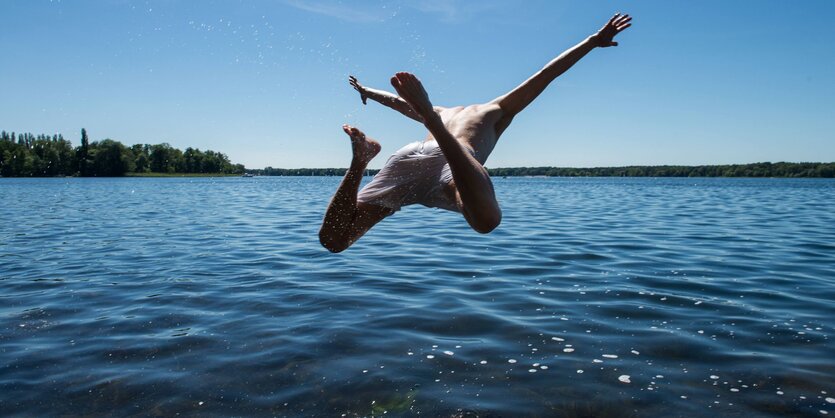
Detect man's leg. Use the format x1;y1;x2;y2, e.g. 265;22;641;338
319;125;392;253
390;72;501;234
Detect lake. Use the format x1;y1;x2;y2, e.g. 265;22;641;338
1;177;833;417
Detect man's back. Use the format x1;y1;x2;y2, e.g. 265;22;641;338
431;102;506;165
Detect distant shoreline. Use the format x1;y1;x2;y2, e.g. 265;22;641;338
246;162;835;178
2;162;834;178
0;173;243;178
125;172;243;178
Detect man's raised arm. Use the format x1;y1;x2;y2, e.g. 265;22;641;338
349;75;423;122
494;13;632;117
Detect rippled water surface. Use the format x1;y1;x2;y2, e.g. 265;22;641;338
1;177;834;417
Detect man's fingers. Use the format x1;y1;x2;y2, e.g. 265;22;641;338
616;16;631;26
608;13;620;25
617;23;631;32
612;14;630;28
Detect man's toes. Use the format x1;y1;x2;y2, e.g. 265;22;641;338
390;76;402;91
397;72;417;85
342;125;365;141
395;73;410;89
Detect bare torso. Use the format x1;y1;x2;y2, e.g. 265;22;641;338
424;102;507;165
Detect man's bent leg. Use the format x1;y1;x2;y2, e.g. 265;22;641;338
319;202;392;253
391;73;501;234
319;125;392;253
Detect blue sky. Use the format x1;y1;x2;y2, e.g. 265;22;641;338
1;0;833;169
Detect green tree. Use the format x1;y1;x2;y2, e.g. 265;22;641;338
90;139;132;176
77;128;90;176
149;143;184;173
131;144;150;173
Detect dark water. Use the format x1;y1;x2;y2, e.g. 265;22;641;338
1;177;833;417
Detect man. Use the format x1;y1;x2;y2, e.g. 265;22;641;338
319;13;632;253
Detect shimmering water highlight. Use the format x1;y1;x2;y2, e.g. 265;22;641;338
1;177;833;417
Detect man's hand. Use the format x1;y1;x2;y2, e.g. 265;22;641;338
592;13;632;47
349;75;368;105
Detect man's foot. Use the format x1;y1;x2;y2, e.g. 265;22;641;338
390;72;435;120
342;124;381;165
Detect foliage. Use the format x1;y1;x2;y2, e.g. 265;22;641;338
0;129;245;177
250;167;380;176
486;163;835;178
247;162;835;178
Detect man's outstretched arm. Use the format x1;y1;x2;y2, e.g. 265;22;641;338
349;75;423;122
494;13;632;118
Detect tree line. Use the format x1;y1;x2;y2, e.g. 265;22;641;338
251;167;381;176
248;162;835;178
486;162;835;178
1;129;245;177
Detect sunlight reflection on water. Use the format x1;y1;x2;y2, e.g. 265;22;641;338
0;177;833;417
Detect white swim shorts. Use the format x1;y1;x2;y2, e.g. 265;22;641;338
356;140;461;213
